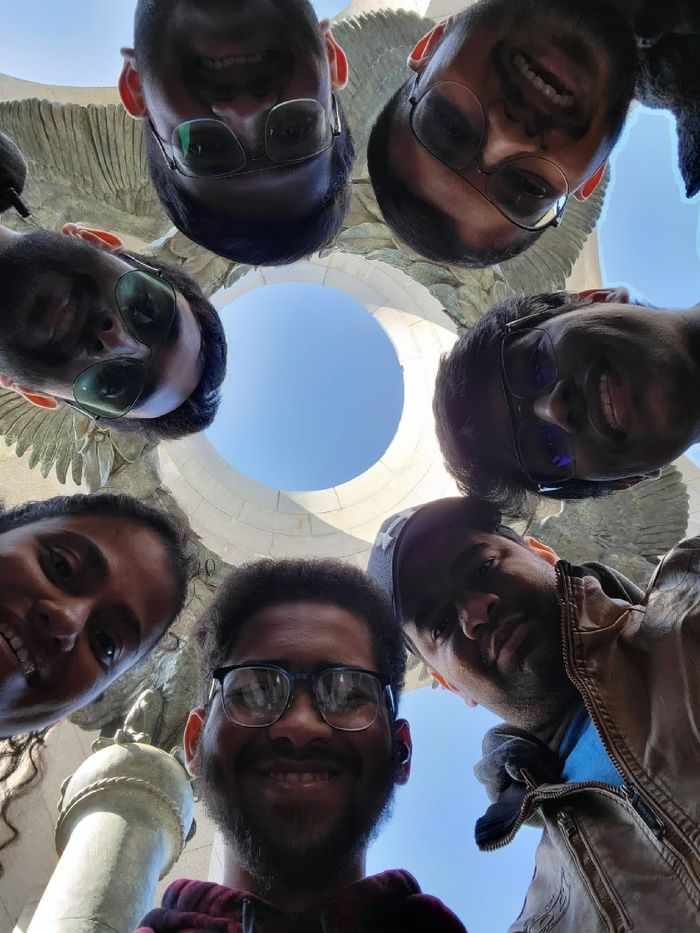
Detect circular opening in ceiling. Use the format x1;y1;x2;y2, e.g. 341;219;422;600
207;283;405;492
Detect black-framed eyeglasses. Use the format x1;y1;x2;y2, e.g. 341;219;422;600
499;313;575;489
209;663;395;732
71;255;177;419
149;94;341;179
408;75;568;232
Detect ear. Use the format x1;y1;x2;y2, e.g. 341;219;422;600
119;49;148;118
61;223;124;253
573;162;607;201
523;535;560;567
572;286;630;305
408;20;450;73
394;719;412;785
1;379;60;410
323;27;349;90
184;708;206;777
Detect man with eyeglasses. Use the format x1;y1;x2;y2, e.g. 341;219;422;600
135;557;467;933
433;287;700;515
120;0;355;267
367;0;695;267
0;219;226;439
367;495;700;933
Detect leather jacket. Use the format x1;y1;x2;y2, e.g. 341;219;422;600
475;539;700;932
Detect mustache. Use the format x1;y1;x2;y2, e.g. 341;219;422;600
241;741;361;774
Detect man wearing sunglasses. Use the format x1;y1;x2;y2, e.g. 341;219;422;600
368;0;647;266
120;0;355;267
135;557;467;933
0;221;226;439
367;495;700;933
433;287;700;515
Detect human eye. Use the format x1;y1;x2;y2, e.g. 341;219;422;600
432;605;457;643
46;546;76;581
89;624;118;668
474;557;496;579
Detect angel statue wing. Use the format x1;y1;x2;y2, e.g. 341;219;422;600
529;465;690;585
0;97;167;239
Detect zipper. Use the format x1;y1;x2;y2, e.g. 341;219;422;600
557;808;631;932
555;564;700;896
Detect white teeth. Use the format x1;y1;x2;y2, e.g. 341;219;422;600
201;51;266;69
599;373;618;430
513;53;574;109
0;621;35;676
268;771;331;784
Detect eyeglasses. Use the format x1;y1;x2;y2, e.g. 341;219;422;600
71;256;177;419
150;94;341;179
408;76;568;232
499;318;575;488
210;663;395;732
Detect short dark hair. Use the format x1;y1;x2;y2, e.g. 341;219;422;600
143;105;355;266
102;252;226;440
367;84;542;268
194;558;406;710
0;492;196;630
433;291;616;516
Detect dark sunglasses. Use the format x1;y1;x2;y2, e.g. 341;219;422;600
71;256;177;419
150;94;341;179
209;663;395;732
500;319;575;488
408;76;568;232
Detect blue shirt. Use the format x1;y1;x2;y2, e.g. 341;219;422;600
559;704;624;787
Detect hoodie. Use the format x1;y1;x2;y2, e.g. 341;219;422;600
135;869;468;933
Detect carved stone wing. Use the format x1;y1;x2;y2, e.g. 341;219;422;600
530;465;689;584
0;99;167;238
333;10;434;177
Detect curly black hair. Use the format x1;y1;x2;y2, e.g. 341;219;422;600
194;558;406;711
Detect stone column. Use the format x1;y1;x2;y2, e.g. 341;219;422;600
26;740;194;933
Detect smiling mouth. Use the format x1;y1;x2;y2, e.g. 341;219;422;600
0;620;37;679
266;771;336;785
199;50;270;69
512;52;575;109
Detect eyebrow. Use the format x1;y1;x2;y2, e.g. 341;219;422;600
449;542;490;582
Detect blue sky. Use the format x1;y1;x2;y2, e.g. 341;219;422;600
2;3;699;930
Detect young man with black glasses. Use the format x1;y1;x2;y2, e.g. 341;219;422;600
433;287;700;515
367;0;697;267
0;220;226;440
135;558;467;933
120;0;355;266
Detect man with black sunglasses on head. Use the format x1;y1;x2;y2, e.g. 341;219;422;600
134;557;467;933
367;0;699;267
0;219;226;440
119;0;355;266
433;287;700;516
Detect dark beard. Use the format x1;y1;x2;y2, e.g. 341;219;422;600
200;753;399;896
0;229;100;384
452;0;638;143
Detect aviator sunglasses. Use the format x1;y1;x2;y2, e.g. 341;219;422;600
209;663;395;732
499;313;576;489
408;75;568;231
149;94;341;178
71;255;177;419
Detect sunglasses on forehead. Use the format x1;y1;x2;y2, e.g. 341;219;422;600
150;94;341;179
70;255;178;420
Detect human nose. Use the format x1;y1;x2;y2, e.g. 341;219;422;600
31;597;90;653
479;102;542;170
267;683;333;746
91;313;148;358
454;591;499;640
532;380;583;433
211;97;275;148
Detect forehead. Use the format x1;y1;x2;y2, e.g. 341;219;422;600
5;513;178;640
228;601;377;670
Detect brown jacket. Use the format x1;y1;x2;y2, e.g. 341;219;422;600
475;539;700;932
